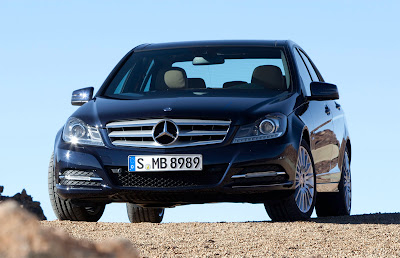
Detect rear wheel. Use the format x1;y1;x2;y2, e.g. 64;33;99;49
48;153;105;222
315;147;351;217
264;140;316;221
126;203;164;223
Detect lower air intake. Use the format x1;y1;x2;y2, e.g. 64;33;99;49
107;165;228;188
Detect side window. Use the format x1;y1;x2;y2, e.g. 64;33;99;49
298;50;319;82
293;48;312;95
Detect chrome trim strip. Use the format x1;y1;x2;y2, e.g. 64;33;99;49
108;130;153;138
179;130;228;136
111;139;224;148
56;184;105;191
172;119;231;126
231;182;293;189
106;119;161;128
59;175;103;182
231;171;286;179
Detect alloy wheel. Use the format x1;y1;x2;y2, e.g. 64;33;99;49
342;151;352;213
295;146;315;213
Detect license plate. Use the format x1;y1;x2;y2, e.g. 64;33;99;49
128;155;203;172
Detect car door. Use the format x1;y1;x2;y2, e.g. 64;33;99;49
298;49;343;187
293;48;334;184
328;99;345;183
298;51;345;184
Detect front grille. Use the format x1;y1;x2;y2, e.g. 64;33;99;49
106;118;230;148
107;164;228;188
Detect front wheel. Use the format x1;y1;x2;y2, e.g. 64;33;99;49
264;140;316;221
126;203;164;223
48;153;105;222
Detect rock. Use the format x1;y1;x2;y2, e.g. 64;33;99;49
0;201;139;258
11;189;47;220
0;187;46;220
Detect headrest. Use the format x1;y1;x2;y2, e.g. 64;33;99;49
223;81;247;88
164;67;188;89
251;65;285;90
188;78;206;89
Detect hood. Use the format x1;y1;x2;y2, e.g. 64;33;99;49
72;93;300;128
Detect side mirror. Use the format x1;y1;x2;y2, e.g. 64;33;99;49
71;87;94;106
308;82;339;100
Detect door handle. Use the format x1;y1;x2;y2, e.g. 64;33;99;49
325;105;331;115
335;102;341;110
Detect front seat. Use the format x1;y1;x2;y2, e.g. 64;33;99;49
155;67;188;90
223;81;247;88
188;78;206;89
251;65;285;91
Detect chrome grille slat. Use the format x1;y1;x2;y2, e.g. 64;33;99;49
108;130;153;138
106;119;160;128
107;118;231;148
179;130;227;136
173;119;231;126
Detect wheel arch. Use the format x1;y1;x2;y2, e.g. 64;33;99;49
301;127;311;148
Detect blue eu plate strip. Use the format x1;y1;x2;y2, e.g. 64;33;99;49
128;156;135;172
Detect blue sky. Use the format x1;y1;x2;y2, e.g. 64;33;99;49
1;1;399;222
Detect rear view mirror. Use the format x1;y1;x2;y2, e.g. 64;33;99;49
71;87;94;106
193;56;225;65
308;82;339;100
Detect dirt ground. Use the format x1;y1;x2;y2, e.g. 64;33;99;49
42;213;400;257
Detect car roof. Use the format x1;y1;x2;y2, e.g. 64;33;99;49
133;40;296;52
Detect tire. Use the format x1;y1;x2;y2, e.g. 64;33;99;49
126;203;164;223
264;140;317;221
48;153;105;222
315;147;351;217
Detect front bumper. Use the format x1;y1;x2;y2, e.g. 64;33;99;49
53;130;300;206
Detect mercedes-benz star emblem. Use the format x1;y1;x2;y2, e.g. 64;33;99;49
152;120;179;145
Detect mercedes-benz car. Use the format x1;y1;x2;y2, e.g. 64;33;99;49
48;40;352;222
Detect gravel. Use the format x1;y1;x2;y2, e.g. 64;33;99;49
42;213;400;257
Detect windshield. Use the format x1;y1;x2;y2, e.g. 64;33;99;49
101;47;291;100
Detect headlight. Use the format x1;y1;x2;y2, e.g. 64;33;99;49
232;113;287;144
62;117;104;146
